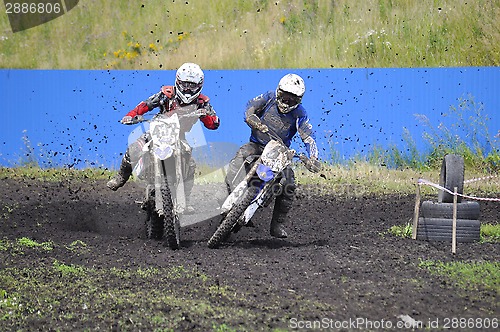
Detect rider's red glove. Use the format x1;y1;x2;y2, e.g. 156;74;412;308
126;102;149;118
200;115;220;130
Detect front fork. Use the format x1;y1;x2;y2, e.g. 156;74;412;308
152;151;186;217
238;178;280;226
173;148;186;214
221;160;261;214
153;155;166;217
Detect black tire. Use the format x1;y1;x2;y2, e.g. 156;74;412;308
420;200;480;220
161;184;180;250
438;154;465;203
145;193;164;240
416;217;480;242
208;186;259;249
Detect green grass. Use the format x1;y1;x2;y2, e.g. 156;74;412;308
16;237;54;251
2;161;499;199
65;240;89;253
324;95;500;173
0;257;308;331
388;222;413;238
0;237;55;255
480;223;500;243
0;0;499;69
0;166;112;181
419;259;500;295
52;259;86;277
297;161;500;198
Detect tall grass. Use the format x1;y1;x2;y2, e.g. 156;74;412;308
0;0;499;69
416;95;500;170
339;94;500;172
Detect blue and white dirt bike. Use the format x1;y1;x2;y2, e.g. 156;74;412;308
207;130;315;248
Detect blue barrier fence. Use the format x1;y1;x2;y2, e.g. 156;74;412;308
1;67;498;169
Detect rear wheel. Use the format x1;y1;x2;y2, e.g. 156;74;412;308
208;186;259;249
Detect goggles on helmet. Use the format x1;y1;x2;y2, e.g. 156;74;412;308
277;89;302;108
177;80;202;95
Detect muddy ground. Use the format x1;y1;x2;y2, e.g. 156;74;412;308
0;176;498;331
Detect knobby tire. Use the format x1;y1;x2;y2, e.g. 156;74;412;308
208;186;260;249
145;192;163;240
161;184;180;250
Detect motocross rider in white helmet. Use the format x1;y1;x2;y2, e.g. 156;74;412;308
225;73;321;238
107;63;220;214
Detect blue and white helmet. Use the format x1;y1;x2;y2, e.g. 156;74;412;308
276;74;305;113
175;63;204;104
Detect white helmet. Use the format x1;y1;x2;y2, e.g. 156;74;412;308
276;73;305;113
175;63;204;104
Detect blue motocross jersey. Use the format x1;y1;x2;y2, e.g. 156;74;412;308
245;91;318;159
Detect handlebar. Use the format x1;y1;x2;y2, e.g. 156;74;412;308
123;115;145;125
261;126;320;172
121;109;210;125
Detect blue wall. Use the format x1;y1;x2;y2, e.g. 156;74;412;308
1;68;499;169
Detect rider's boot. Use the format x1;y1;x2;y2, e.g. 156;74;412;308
181;154;196;214
270;192;293;238
216;182;231;207
183;178;196;215
270;212;288;238
184;199;195;214
270;204;289;238
107;155;132;191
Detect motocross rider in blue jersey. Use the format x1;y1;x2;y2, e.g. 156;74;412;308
225;74;321;238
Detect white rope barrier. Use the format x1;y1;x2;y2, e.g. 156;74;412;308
464;174;499;184
417;178;500;202
414;175;498;252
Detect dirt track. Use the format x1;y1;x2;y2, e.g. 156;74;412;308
0;177;498;331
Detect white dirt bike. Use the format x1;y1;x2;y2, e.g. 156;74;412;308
207;131;316;248
128;105;204;250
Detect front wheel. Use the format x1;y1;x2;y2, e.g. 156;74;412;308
160;184;180;250
145;191;163;240
208;186;259;249
164;215;180;250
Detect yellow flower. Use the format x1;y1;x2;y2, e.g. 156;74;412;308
279;16;286;24
125;51;139;59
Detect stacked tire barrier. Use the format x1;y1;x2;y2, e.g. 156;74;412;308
416;155;481;242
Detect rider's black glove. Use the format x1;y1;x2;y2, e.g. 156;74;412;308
246;114;269;133
307;158;322;173
300;155;321;173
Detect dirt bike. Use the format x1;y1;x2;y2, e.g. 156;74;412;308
207;130;316;248
127;105;204;250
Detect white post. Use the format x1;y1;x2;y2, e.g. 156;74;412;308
412;183;421;240
452;187;458;254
